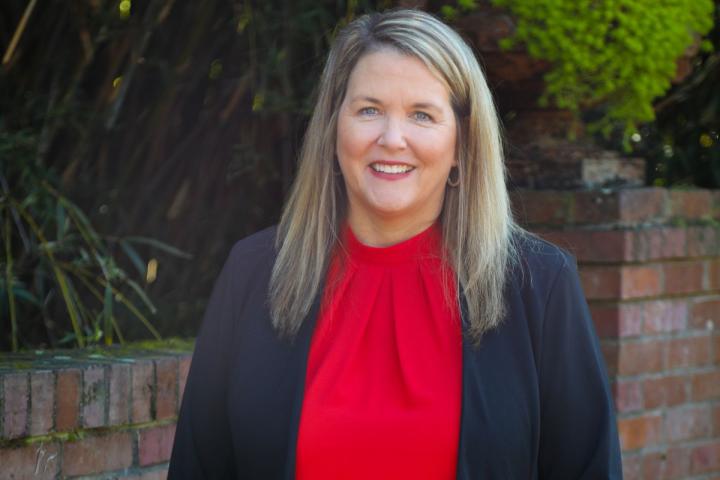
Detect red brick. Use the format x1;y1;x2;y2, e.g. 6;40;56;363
639;228;687;262
642;452;664;480
62;432;133;476
511;190;570;226
692;371;720;401
622;453;642;480
642;447;690;480
643;375;688;409
109;364;130;426
29;371;54;436
690;297;720;330
618;340;665;376
665;446;692;479
716;335;720;364
155;358;178;420
668;336;711;369
56;369;80;431
2;373;28;439
601;342;619;376
690;441;720;475
538;230;628;263
590;303;643;338
589;305;617;338
0;443;60;479
618;414;663;451
649;228;687;259
580;266;621;300
643;300;687;334
713;404;720;436
687;226;720;257
138;424;176;466
670;190;713;220
665;405;712;442
82;366;106;428
709;259;720;290
619;188;666;223
663;261;705;295
612;380;643;413
622;265;662;299
132;361;154;423
178;355;192;405
573;190;620;224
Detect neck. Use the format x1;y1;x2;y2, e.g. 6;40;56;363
346;211;440;247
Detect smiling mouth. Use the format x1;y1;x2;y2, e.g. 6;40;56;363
370;163;415;174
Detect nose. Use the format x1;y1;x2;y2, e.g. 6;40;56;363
377;117;407;150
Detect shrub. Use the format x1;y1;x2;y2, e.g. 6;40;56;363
1;131;190;350
471;0;714;141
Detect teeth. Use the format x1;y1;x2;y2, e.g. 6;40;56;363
371;163;414;174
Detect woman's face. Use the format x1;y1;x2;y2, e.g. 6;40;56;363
336;49;457;233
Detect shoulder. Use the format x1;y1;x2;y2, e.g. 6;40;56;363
227;225;278;265
214;225;278;291
210;225;278;316
510;230;577;294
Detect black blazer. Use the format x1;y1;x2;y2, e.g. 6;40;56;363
168;226;623;479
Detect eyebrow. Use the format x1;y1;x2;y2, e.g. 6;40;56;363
348;95;444;112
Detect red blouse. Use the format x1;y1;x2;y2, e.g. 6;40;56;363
296;223;463;479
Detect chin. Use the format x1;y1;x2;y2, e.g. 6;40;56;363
366;195;414;215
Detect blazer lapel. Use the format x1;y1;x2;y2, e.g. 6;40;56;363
456;292;472;480
283;295;321;480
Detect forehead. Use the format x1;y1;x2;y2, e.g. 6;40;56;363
344;49;451;104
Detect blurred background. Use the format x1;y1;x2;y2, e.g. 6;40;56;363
1;0;718;351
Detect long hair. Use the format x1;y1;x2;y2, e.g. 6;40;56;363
269;9;525;345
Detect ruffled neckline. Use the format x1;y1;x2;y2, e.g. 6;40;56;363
341;222;443;265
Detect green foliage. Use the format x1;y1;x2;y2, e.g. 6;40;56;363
441;0;478;21
490;0;715;139
599;3;720;188
0;131;190;351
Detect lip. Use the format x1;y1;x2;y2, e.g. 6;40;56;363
370;160;414;167
368;161;415;181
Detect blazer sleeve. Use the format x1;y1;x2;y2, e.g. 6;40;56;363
168;246;241;479
537;252;623;479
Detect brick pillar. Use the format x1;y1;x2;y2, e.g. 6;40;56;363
513;187;720;479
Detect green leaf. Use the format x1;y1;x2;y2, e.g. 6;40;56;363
103;281;114;345
118;239;148;277
123;277;157;314
122;236;193;259
56;203;66;242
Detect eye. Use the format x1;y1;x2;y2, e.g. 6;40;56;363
412;111;434;122
358;106;380;116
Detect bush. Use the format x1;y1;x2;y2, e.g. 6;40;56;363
0;131;189;350
489;0;714;141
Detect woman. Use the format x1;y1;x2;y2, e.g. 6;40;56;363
169;9;623;480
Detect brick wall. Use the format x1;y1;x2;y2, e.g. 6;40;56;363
514;187;720;479
0;348;191;479
1;187;718;479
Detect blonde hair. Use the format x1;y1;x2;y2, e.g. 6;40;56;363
269;9;525;345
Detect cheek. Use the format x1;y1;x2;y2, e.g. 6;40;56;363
417;131;457;168
337;119;378;162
